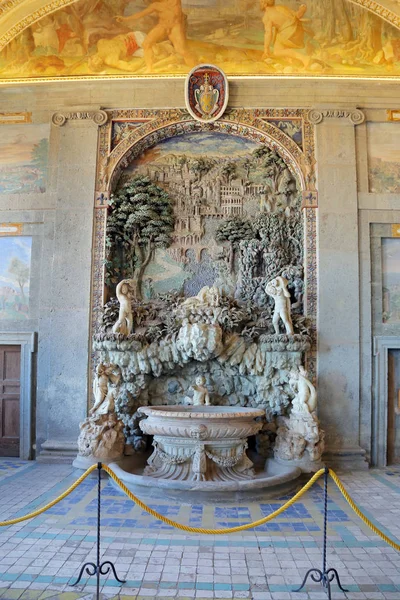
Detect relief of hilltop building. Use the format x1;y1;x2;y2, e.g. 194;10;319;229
139;160;265;263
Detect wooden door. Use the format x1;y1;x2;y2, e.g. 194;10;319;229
388;350;400;465
0;345;21;457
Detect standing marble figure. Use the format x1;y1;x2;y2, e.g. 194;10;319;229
265;276;294;335
112;279;135;335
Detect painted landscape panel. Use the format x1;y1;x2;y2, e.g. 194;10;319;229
0;237;32;320
368;122;400;194
0;124;49;194
1;0;400;80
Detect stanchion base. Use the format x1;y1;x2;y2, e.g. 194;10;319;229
294;567;348;600
71;560;126;586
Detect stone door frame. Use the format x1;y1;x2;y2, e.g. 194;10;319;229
0;331;36;459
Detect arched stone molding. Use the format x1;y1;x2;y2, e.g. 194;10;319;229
0;0;399;54
91;107;318;378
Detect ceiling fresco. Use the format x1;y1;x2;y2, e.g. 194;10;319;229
1;0;400;81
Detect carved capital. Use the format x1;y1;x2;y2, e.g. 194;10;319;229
307;108;365;126
51;110;108;127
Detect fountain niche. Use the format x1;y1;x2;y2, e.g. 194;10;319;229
74;136;324;500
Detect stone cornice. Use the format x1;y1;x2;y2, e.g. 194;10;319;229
51;110;108;127
307;108;366;125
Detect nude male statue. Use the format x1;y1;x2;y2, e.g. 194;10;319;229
265;276;294;335
115;0;196;73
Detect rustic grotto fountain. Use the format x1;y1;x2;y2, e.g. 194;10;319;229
73;136;324;499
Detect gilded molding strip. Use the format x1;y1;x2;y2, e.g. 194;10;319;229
51;110;108;127
307;108;366;125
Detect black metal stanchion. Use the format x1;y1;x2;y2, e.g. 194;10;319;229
71;462;126;599
294;467;348;600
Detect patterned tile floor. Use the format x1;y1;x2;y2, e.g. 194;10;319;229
0;460;399;600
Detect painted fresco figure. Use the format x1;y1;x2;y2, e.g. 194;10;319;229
115;0;196;73
260;0;312;68
89;31;145;73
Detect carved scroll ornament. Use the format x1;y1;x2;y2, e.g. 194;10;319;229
51;110;108;127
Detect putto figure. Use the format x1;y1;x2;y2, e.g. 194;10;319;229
186;375;211;406
112;279;135;336
289;365;317;414
91;363;121;416
265;276;294;335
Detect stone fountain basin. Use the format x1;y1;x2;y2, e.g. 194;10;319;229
138;405;265;440
108;406;301;501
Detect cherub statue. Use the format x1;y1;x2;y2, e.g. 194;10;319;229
112;279;135;336
91;364;121;416
289;365;317;414
265;276;294;335
186;375;211;406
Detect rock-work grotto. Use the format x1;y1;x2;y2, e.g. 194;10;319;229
74;138;324;495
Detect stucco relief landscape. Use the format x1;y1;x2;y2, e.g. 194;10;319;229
1;0;400;81
107;131;300;298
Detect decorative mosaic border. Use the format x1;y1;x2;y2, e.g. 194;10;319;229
92;108;317;376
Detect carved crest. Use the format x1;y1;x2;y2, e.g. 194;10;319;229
185;64;228;123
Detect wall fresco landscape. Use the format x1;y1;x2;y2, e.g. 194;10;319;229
1;0;400;80
0;124;49;194
368;122;400;194
0;237;32;320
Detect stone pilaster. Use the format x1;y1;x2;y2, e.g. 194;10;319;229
312;107;368;470
37;113;101;462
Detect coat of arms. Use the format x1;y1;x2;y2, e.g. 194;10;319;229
185;64;228;124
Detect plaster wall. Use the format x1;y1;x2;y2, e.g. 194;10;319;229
0;78;399;465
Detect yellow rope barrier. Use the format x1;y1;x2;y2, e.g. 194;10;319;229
103;464;324;534
0;463;98;527
329;469;400;552
0;462;399;554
